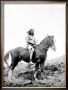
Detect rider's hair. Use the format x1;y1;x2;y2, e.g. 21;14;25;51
27;29;34;36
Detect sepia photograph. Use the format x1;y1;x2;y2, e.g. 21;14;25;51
2;1;66;88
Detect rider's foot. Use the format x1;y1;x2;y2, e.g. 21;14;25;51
29;60;33;65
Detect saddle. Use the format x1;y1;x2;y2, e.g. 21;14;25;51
27;42;36;48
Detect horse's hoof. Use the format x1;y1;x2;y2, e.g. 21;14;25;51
35;78;38;82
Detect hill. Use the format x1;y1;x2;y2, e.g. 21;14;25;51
3;55;66;87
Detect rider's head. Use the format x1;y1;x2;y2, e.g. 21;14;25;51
27;29;34;36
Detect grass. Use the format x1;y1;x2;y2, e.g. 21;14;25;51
3;56;66;87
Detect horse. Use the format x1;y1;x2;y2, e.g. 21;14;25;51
4;35;56;81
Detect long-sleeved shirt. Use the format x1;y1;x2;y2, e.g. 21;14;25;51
25;35;36;45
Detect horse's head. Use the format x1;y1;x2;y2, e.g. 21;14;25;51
47;35;56;51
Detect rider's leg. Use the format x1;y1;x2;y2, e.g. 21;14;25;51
29;47;34;64
30;49;33;60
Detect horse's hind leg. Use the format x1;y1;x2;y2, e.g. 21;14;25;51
8;59;20;82
8;63;18;82
5;53;13;82
8;67;13;82
8;62;16;82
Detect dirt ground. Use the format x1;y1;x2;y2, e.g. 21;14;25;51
3;56;66;87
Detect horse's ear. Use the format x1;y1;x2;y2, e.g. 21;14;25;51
51;35;54;39
47;34;49;37
47;34;50;38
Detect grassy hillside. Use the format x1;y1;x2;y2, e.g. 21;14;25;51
3;55;66;87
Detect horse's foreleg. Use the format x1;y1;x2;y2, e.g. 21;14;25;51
34;63;39;79
40;63;45;79
34;70;37;78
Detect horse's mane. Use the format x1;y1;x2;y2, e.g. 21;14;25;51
37;35;49;49
40;36;48;45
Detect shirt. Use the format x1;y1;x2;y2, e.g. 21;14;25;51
25;35;36;45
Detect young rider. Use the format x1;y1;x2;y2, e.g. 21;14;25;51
25;29;36;64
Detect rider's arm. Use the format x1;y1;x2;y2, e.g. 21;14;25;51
34;37;36;45
25;35;30;43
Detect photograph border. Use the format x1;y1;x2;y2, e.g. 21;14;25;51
0;0;67;90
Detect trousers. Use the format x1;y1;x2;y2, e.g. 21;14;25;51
27;44;34;60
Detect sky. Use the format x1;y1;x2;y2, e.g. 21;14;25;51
4;3;66;60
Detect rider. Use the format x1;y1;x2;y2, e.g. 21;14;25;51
25;29;36;64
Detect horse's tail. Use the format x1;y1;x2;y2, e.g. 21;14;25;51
4;52;12;67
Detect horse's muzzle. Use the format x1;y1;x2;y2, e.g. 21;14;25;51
53;45;56;51
51;44;56;51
